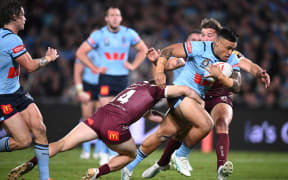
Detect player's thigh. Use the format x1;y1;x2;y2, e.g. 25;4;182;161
107;138;137;156
210;103;233;126
157;113;180;136
177;97;213;129
58;122;98;150
19;103;45;130
2;113;31;143
81;101;95;119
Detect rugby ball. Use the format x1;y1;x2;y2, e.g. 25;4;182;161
205;62;233;82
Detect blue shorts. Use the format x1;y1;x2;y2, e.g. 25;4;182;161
0;87;34;122
99;75;129;97
83;81;100;101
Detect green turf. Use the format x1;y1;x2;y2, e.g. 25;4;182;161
1;148;288;180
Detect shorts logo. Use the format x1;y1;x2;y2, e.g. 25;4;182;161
87;118;94;126
186;41;192;54
100;85;109;96
1;104;13;115
12;45;25;54
108;130;119;142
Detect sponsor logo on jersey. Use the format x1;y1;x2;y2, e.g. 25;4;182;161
87;118;94;126
186;41;192;54
201;59;210;67
12;45;25;54
108;130;119;141
1;104;13;115
104;37;109;46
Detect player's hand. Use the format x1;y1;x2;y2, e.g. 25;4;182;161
155;72;166;88
92;67;107;74
256;70;270;88
205;64;223;79
78;91;90;103
147;48;160;63
124;61;135;70
45;47;59;62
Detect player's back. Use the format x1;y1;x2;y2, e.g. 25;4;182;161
105;81;165;125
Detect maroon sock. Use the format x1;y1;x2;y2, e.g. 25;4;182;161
157;138;182;166
29;156;38;166
216;133;229;170
96;164;110;178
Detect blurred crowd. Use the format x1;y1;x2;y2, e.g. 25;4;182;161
19;0;288;109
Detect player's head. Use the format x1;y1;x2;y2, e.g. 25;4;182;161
200;18;222;41
0;0;25;30
187;29;201;41
214;28;238;61
105;6;122;31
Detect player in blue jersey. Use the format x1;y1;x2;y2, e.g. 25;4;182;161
0;1;58;180
76;6;148;163
140;18;270;180
121;28;241;180
74;49;108;161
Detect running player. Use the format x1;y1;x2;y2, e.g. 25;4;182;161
0;1;58;180
141;18;270;180
7;81;203;180
76;6;148;162
121;28;241;180
74;49;107;160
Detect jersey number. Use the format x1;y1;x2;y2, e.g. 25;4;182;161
7;67;20;78
117;90;136;104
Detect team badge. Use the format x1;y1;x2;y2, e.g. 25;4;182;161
104;37;109;46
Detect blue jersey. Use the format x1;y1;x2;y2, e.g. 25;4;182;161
75;50;100;85
174;41;240;98
173;66;184;81
86;26;141;76
0;28;27;94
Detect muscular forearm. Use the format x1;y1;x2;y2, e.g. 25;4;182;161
218;72;241;93
131;51;146;69
156;57;167;73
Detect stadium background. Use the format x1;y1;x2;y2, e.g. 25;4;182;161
2;0;288;150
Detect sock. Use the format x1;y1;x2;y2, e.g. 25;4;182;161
158;138;181;166
0;137;11;152
175;142;192;158
126;148;147;172
94;139;101;154
98;140;109;154
29;156;38;165
82;141;91;153
96;164;110;178
216;133;229;170
34;143;50;180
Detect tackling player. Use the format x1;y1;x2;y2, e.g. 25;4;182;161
0;1;58;180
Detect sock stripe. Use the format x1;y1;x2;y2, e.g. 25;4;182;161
5;137;10;151
34;146;49;151
34;143;49;148
137;148;147;158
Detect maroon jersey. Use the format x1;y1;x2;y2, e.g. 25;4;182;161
106;81;165;125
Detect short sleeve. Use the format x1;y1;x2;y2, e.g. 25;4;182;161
183;41;205;58
86;31;100;48
127;28;141;46
7;35;27;59
228;53;240;71
149;85;165;100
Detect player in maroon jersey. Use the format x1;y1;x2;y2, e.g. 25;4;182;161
7;81;203;180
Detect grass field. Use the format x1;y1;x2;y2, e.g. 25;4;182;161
1;148;288;180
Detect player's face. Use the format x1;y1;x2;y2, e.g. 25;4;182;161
215;37;237;61
200;28;217;41
187;33;201;41
105;8;122;31
15;7;26;31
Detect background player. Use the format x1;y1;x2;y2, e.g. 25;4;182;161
7;81;203;180
76;6;148;163
0;1;58;180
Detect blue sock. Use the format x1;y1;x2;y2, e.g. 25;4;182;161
126;148;147;172
94;139;101;154
175;142;192;158
98;140;108;154
34;143;49;180
82;141;91;153
0;137;10;152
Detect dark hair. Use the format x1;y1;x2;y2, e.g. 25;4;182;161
189;29;201;35
200;18;222;34
218;28;238;42
0;0;22;27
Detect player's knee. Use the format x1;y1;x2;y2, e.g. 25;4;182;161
17;136;32;148
215;118;229;132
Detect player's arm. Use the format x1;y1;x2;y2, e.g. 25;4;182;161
125;40;148;70
155;43;186;88
15;47;58;72
76;41;106;74
74;61;90;102
165;85;204;106
239;57;270;88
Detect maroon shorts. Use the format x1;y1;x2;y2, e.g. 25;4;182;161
204;95;233;113
83;107;131;144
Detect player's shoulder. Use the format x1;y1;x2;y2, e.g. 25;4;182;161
120;26;138;34
0;29;20;41
232;50;245;59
